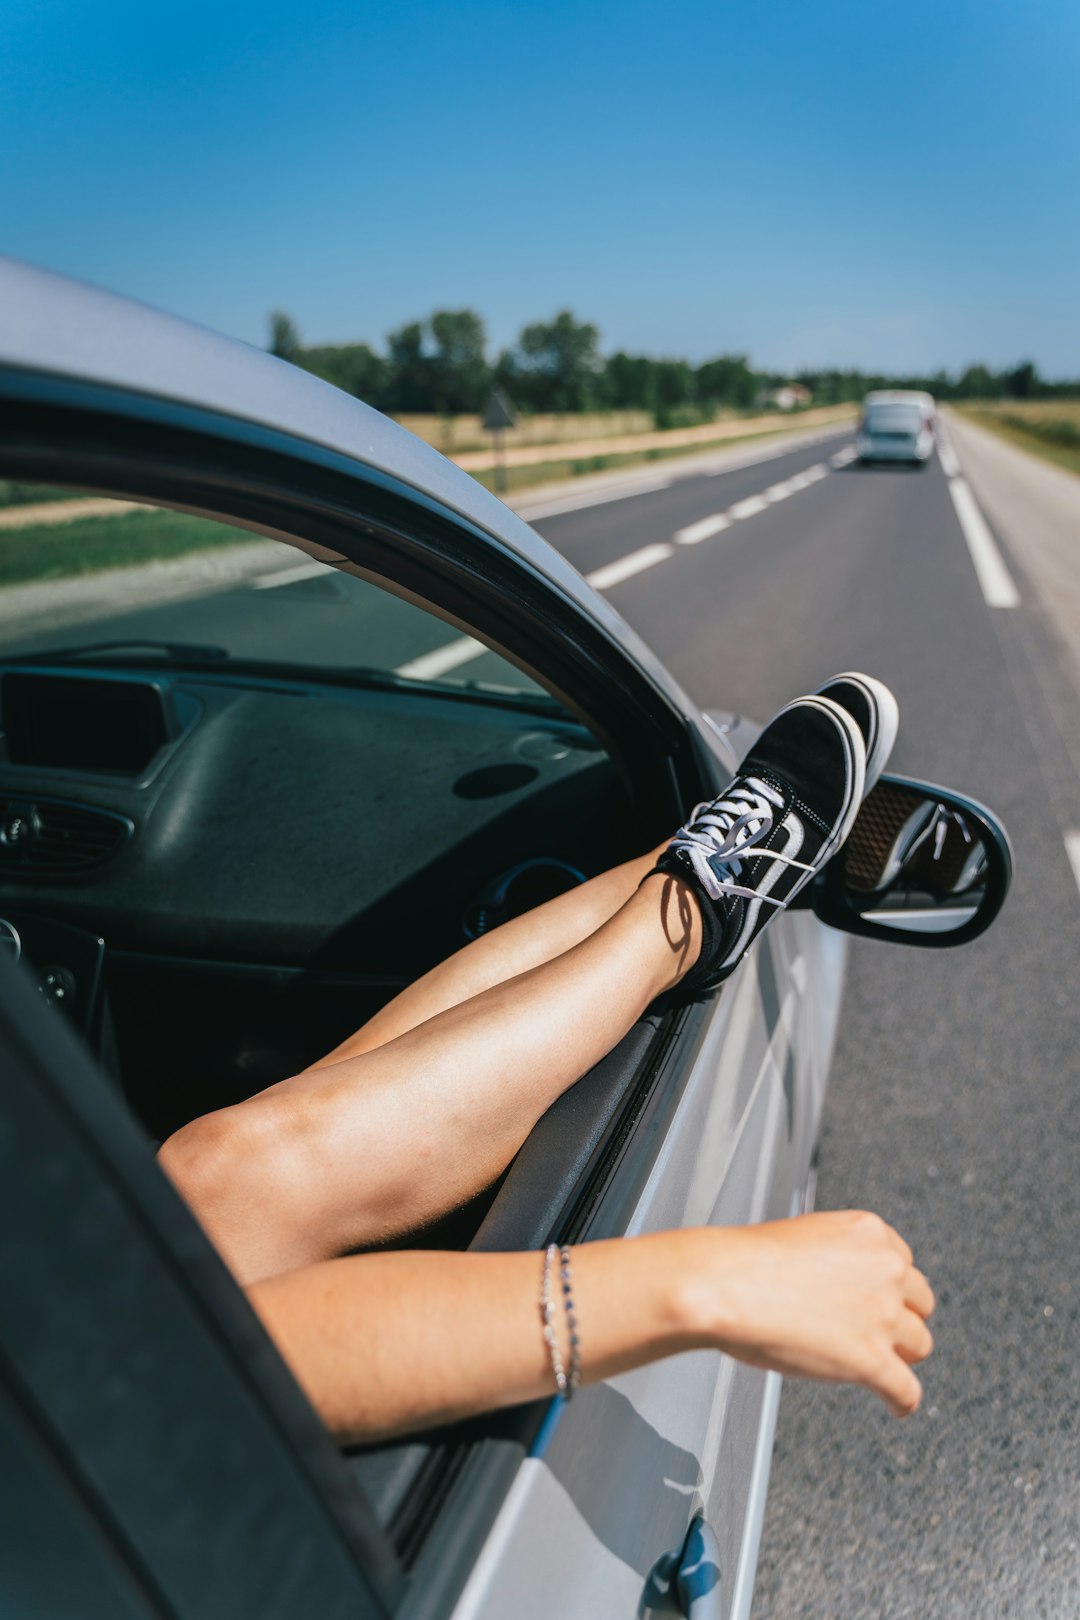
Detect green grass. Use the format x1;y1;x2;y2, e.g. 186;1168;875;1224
0;508;255;587
0;480;89;509
955;403;1080;479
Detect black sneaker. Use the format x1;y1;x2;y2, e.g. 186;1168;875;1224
814;671;899;792
653;695;866;993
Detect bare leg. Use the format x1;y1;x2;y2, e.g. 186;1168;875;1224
310;840;668;1066
159;871;700;1286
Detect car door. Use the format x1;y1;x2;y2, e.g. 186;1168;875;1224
0;276;835;1619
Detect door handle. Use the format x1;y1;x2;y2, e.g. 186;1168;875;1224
674;1516;724;1619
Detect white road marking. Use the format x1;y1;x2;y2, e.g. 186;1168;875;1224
764;480;795;502
251;560;333;590
675;513;732;545
803;463;829;483
830;445;858;468
518;476;673;519
936;432;960;478
947;477;1020;609
585;543;674;589
395;635;486;680
1064;832;1080;900
729;495;769;521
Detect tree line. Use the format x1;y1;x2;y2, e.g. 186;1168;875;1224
267;309;1074;420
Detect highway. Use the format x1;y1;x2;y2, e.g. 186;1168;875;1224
525;424;1080;1618
7;419;1078;1613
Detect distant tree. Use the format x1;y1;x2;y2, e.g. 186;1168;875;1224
955;364;1000;399
269;310;302;362
385;320;433;412
428;309;490;413
602;352;659;412
300;343;389;406
511;311;603;412
696;355;757;410
1004;360;1039;399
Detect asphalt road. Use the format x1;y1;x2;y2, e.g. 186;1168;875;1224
7;423;1078;1613
527;429;1080;1618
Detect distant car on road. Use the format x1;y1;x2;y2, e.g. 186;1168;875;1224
857;390;936;466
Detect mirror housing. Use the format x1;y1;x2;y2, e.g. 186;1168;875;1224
810;774;1013;947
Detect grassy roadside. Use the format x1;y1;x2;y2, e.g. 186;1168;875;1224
953;401;1080;479
0;508;253;588
0;410;852;586
0;480;88;510
469;419;851;494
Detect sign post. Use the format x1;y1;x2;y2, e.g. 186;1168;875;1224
483;388;519;494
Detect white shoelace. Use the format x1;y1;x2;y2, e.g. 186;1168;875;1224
670;776;815;904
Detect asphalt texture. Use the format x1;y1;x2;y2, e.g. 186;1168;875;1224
529;431;1080;1619
8;427;1078;1614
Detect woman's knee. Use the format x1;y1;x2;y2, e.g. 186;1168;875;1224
158;1097;291;1229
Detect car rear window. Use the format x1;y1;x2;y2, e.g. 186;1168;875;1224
864;405;924;432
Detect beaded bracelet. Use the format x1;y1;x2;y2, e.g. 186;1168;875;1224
559;1244;581;1393
540;1242;581;1399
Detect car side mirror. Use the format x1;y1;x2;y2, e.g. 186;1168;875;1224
811;775;1013;946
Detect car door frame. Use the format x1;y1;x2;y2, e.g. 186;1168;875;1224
0;362;802;1615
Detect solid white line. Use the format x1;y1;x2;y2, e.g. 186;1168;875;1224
251;560;332;590
395;636;486;680
937;433;960;478
1064;832;1080;899
586;543;674;589
728;495;769;520
674;512;732;545
947;477;1020;608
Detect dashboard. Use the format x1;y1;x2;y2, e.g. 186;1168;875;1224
0;663;630;1134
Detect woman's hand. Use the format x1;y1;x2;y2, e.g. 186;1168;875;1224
685;1210;935;1417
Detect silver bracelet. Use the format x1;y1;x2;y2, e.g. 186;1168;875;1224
559;1245;581;1393
540;1243;568;1396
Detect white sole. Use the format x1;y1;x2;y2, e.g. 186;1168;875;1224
819;671;900;793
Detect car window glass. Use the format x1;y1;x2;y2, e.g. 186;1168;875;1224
0;482;547;700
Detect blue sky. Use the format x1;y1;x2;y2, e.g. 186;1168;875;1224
3;0;1078;375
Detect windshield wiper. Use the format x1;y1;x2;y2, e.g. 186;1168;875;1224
15;639;231;665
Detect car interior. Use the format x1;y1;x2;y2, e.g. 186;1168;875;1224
0;497;663;1158
0;472;722;1552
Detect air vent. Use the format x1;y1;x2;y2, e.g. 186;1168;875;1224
0;796;134;877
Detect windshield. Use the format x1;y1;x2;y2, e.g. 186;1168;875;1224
0;485;551;703
864;404;926;434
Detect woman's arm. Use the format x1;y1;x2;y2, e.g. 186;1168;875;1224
247;1211;934;1445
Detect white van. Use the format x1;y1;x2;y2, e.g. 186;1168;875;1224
857;390;936;465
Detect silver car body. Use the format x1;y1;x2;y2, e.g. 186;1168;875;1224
0;258;847;1620
857;389;936;463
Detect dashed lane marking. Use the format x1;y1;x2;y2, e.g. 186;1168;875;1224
830;445;858;468
395;635;486;680
396;446;840;670
251;560;334;589
585;543;675;590
728;495;769;521
947;477;1020;609
675;513;732;545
